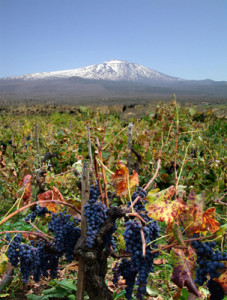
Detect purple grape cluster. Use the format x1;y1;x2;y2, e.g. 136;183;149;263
48;212;81;262
113;258;137;299
207;279;225;300
6;209;81;283
113;187;160;299
6;234;59;282
122;219;159;299
84;184;108;248
191;239;227;286
7;233;22;267
24;205;50;222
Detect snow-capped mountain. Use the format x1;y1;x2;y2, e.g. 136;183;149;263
3;60;184;83
1;60;226;104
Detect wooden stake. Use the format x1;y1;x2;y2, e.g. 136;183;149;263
76;162;90;300
94;151;104;203
87;125;92;165
127;123;133;174
35;121;40;165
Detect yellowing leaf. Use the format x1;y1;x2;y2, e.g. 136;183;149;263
129;171;139;189
145;186;186;224
147;185;175;203
111;162;138;196
146;198;186;224
0;254;8;274
180;191;220;236
214;224;227;245
200;208;220;234
179;190;205;236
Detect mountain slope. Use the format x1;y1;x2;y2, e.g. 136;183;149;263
2;60;184;83
0;60;227;105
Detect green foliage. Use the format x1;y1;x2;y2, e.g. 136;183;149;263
0;102;226;299
26;279;77;300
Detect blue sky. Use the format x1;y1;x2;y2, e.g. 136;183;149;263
0;0;226;80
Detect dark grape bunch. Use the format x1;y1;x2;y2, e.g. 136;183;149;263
121;218;160;299
114;187;160;300
113;259;137;299
207;279;225;300
6;209;81;283
6;234;59;282
48;212;81;262
84;184;108;248
24;205;50;223
191;239;227;288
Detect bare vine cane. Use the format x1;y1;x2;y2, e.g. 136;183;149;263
0;200;81;226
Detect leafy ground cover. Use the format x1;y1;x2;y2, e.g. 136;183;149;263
0;99;226;299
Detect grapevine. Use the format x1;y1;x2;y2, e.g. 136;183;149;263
0;103;226;299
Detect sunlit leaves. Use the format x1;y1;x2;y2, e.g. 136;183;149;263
182;190;204;235
145;186;186;224
180;191;219;236
201;208;220;234
0;253;8;274
111;162;138;196
38;186;65;213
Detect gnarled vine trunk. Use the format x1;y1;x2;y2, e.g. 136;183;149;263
74;207;125;300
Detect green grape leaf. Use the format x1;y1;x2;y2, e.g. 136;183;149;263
168;222;185;246
214;223;227;245
0;254;8;275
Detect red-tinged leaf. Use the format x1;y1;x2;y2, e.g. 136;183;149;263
129;170;139;189
171;247;200;297
52;186;65;202
0;158;6;168
180;192;219;236
111;162;138;196
38;186;65;212
154;258;168;265
111;161;128;181
180;191;205;236
22;233;37;241
200;208;220;234
145;186;186;224
21;175;32;204
187;191;204;226
213;271;227;294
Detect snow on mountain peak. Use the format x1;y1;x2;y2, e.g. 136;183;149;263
3;60;184;82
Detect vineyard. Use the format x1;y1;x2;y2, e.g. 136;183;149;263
0;100;226;300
